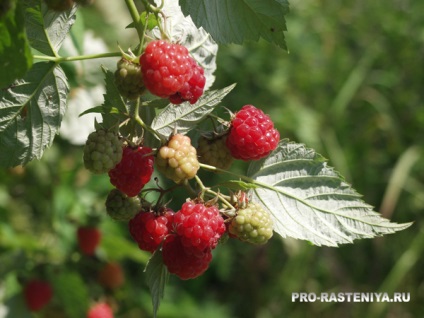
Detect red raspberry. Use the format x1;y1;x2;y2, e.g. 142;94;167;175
162;234;212;280
169;58;206;104
97;262;125;290
108;146;154;197
129;209;174;253
140;40;193;98
226;105;280;160
23;279;53;311
87;302;114;318
77;226;101;255
173;201;225;255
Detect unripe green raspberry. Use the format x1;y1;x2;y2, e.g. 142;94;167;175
156;134;199;184
105;189;141;221
197;134;234;170
83;129;123;174
229;202;273;245
114;58;145;100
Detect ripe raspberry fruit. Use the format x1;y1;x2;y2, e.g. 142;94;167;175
162;234;212;280
83;129;123;174
169;58;206;104
114;58;145;100
43;0;74;11
98;262;124;290
173;201;225;254
129;209;174;253
77;226;101;255
105;189;141;221
155;134;199;184
140;40;193;98
87;302;114;318
229;202;274;245
226;105;280;160
108;146;154;197
23;279;53;311
197;133;234;170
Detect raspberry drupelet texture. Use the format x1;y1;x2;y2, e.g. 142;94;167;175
169;57;206;104
129;209;174;253
140;40;193;98
162;234;212;280
155;134;199;184
229;202;274;245
173;201;226;255
105;189;141;221
108;146;154;197
23;279;53;311
83;129;123;174
226;105;280;160
114;58;145;100
197;134;234;170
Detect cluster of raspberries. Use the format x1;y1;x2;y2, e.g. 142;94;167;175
115;40;206;105
129;201;226;279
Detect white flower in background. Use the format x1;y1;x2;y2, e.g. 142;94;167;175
59;85;104;145
59;31;115;145
153;0;218;90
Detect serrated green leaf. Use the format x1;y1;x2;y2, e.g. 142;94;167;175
0;1;33;88
144;250;168;318
100;67;131;129
180;0;289;49
0;62;69;167
52;271;89;318
151;84;236;138
23;0;77;56
247;139;412;246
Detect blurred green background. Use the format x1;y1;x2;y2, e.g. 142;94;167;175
1;0;424;317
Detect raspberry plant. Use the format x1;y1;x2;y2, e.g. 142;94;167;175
0;0;413;317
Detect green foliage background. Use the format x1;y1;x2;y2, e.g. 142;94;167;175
1;0;424;317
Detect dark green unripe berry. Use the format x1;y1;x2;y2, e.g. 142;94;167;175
105;189;141;221
83;129;123;174
114;58;145;100
197;134;233;170
229;202;273;245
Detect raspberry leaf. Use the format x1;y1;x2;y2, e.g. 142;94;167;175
151;83;236;138
23;0;77;56
180;0;289;50
145;250;169;318
247;139;412;246
0;1;33;88
0;62;69;167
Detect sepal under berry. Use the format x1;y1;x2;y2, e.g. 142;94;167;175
229;202;273;245
83;129;123;174
155;134;199;184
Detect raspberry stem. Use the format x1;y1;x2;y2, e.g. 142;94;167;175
194;175;234;210
33;52;122;63
134;100;166;142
